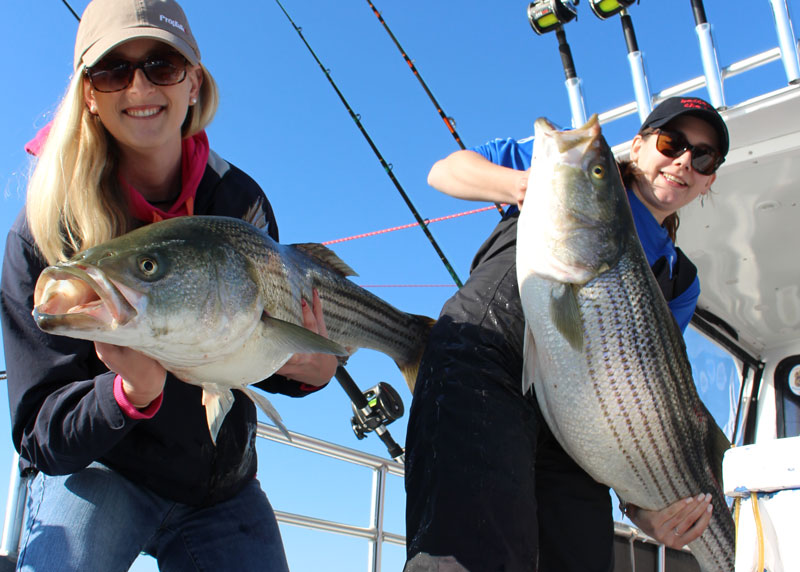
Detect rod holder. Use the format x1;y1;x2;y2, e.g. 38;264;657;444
768;0;800;84
555;27;587;127
620;12;652;122
695;22;727;108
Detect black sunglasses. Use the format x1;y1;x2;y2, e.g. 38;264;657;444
653;129;724;176
85;52;188;93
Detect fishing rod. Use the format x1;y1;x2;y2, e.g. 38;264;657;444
61;0;80;21
364;0;505;216
274;0;463;289
274;0;461;459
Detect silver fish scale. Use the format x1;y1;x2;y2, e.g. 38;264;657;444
527;237;735;571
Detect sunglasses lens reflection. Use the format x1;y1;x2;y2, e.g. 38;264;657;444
655;130;721;176
87;53;186;93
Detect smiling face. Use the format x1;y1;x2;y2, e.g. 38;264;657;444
83;38;202;161
629;115;719;224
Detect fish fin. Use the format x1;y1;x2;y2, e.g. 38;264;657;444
521;323;537;396
549;283;583;352
201;385;236;445
290;243;359;277
395;315;437;394
704;404;732;486
242;387;292;442
261;313;349;356
241;196;268;229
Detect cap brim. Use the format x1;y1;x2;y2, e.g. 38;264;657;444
79;27;200;69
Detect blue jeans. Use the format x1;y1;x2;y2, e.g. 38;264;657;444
17;462;290;572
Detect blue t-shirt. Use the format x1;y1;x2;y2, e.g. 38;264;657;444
472;136;699;332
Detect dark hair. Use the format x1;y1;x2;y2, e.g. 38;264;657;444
619;128;680;242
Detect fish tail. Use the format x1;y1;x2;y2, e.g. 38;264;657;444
397;315;436;393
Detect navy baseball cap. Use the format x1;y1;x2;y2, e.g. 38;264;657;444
640;97;729;158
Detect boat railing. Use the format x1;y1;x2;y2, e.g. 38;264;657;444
0;416;696;572
257;423;404;571
599;43;798;126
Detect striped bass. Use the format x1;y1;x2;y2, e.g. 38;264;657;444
516;115;734;571
32;215;434;443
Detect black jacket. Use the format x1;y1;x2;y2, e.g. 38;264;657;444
1;152;318;506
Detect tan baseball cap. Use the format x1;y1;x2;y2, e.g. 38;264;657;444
75;0;201;70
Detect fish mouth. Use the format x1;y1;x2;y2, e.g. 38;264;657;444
534;114;601;155
33;264;137;332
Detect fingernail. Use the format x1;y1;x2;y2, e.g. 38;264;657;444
302;299;307;307
696;494;706;502
707;504;713;513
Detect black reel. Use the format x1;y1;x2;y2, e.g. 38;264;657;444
351;382;404;440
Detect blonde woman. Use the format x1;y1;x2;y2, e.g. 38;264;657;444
1;1;335;570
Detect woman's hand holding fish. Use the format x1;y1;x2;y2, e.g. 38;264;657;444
276;289;339;386
627;493;713;549
95;342;167;408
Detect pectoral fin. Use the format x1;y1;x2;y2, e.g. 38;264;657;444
261;313;349;356
202;385;236;445
550;282;583;352
521;323;538;396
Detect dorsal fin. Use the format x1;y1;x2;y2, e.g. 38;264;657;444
290;243;359;277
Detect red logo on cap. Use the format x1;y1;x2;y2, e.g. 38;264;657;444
680;98;712;111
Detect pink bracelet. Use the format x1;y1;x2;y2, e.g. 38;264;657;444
113;374;163;419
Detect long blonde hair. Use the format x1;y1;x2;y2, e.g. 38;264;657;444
26;64;219;264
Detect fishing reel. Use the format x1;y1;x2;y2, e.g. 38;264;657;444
528;0;579;35
351;382;404;440
335;366;405;461
588;0;637;20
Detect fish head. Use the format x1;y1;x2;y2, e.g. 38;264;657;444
521;115;632;284
33;217;263;357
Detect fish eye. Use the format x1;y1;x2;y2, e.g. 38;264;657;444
138;257;158;275
591;165;605;179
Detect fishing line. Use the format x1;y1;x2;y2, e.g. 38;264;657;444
363;1;506;216
323;204;503;245
359;284;456;288
274;0;463;288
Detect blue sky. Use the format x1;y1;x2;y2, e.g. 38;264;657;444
1;1;798;570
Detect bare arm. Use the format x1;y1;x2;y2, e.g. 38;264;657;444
427;149;528;207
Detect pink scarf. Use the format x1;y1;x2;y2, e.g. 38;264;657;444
122;131;209;223
25;124;210;224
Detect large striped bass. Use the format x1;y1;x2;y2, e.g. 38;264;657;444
32;215;434;443
516;115;734;571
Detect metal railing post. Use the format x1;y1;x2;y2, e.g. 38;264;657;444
768;0;800;83
0;453;27;561
367;464;388;572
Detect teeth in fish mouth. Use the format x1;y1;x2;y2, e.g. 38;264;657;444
126;107;161;117
661;172;686;186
